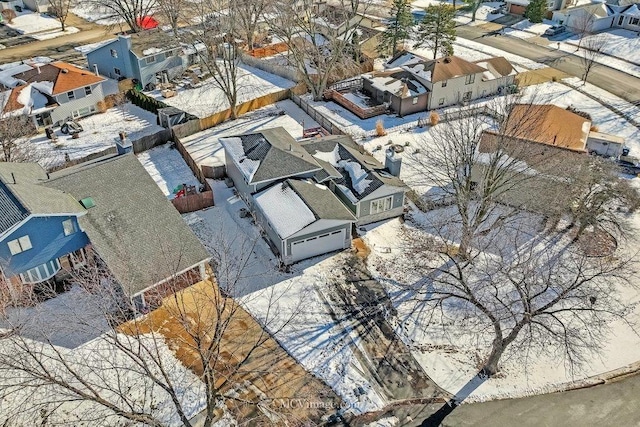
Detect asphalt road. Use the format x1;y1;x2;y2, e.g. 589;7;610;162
455;25;640;105
0;14;118;64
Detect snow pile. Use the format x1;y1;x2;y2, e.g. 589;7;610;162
342;160;372;195
313;143;341;166
253;182;317;238
137;144;201;198
312;144;372;195
143;47;163;56
15;81;54;113
219;137;261;182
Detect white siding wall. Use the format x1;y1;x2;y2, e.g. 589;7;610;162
50;83;105;125
427;73;514;110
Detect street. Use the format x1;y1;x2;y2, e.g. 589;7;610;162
455;25;640;105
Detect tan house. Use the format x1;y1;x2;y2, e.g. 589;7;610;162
361;53;517;116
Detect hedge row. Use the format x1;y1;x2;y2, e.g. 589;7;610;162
126;89;169;115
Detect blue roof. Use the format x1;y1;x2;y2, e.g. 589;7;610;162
0;180;29;235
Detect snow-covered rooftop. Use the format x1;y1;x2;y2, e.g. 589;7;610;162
253;181;317;239
219;137;261;182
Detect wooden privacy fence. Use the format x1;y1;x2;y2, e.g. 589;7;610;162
131;128;172;153
172;83;306;139
290;94;345;136
171;191;214;213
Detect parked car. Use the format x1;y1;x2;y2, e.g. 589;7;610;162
544;25;566;36
617;156;640;176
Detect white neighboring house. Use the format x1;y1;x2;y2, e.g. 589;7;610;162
552;2;640;31
0;61;106;128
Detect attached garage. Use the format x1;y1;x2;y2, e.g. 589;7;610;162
289;229;346;263
253;179;356;265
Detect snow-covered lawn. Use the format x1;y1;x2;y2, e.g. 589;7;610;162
412;0;505;25
361;213;640;403
149;65;296;118
504;19;553;39
184;180;386;414
70;3;126;25
179;99;319;170
137;144;201;198
556;29;640;78
407;37;547;71
4;11;79;38
28;104;164;168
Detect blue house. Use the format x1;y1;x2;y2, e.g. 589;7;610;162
0;155;211;310
0;163;89;286
84;30;205;91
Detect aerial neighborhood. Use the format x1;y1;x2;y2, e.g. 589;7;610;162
0;0;639;424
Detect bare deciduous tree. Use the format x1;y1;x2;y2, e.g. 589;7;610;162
155;0;191;36
407;99;574;259
270;0;370;100
233;0;271;50
0;233;328;426
48;0;72;31
86;0;156;33
580;34;607;83
401;216;637;378
0;98;38;163
179;0;244;119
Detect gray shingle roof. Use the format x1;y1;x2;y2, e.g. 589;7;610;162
231;127;321;184
45;154;210;297
287;180;356;222
301;135;407;201
0;181;28;235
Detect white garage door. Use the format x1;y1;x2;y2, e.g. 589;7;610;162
289;229;346;262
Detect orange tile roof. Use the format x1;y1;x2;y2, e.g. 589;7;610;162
504;104;591;152
9;62;105;96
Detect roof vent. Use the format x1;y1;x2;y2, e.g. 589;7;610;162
61;69;69;73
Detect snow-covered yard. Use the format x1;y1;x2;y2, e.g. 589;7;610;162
504;19;553;39
70;3;126;25
137;144;201;198
361;212;640;403
183;180;386;414
179;99;319;170
556;29;640;78
27;103;164;168
412;0;506;25
148;65;296;118
4;10;79;39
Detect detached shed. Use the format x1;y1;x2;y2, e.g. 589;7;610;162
158;107;188;128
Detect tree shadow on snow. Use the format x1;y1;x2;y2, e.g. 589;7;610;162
421;373;488;426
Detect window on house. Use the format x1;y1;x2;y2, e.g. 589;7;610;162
463;91;472;101
547;0;554;8
438;97;445;105
84;86;92;96
412;97;418;105
114;67;121;76
20;259;61;284
110;49;118;58
145;55;156;64
441;80;447;87
370;196;393;214
7;235;32;255
630;17;640;26
67;90;75;100
62;219;76;236
465;74;475;85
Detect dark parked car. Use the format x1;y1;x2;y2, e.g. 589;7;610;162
617;157;640;176
544;25;566;36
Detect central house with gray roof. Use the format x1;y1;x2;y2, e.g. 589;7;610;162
220;127;408;265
